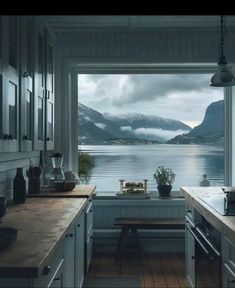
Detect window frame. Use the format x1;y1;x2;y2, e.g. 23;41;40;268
58;62;233;187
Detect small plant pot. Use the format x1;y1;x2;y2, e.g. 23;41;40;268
157;185;172;198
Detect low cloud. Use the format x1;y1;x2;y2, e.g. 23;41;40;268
134;128;189;140
120;126;132;132
94;123;106;129
85;116;91;121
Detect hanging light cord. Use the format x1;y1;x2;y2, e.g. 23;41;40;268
219;15;228;63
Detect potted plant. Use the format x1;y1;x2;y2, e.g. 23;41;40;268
153;166;176;198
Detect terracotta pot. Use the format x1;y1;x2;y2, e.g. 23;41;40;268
157;185;172;198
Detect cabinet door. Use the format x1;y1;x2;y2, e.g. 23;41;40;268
20;16;34;151
63;225;75;287
85;201;93;272
0;16;19;152
45;29;55;151
34;19;45;151
185;226;195;288
75;212;85;288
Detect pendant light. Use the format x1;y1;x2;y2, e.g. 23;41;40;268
210;15;235;87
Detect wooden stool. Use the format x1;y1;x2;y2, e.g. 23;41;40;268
114;217;185;271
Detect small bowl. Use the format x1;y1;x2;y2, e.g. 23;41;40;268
0;228;18;249
54;181;76;192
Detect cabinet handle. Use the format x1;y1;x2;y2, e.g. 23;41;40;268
46;137;50;141
191;256;195;260
8;135;13;140
43;265;51;275
23;135;28;141
77;224;80;227
68;233;73;238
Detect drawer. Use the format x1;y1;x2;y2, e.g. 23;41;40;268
33;243;64;288
223;236;235;271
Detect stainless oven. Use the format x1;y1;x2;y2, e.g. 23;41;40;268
186;216;221;288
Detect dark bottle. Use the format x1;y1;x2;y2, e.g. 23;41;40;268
13;168;26;204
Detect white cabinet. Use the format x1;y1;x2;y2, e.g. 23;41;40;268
222;236;235;288
85;199;93;273
19;16;34;152
63;208;86;288
185;218;195;288
75;210;85;287
63;225;75;287
0;16;55;153
34;18;55;151
0;243;64;288
0;16;20;152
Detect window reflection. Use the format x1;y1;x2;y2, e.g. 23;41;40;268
8;81;17;139
9;17;17;69
47;102;53;140
26;90;32;140
38;98;43;140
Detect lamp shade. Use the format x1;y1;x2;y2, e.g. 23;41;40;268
210;15;235;87
210;64;235;87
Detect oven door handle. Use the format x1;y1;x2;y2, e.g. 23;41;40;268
186;224;210;256
194;224;221;257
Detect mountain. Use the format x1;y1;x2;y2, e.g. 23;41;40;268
168;100;224;145
188;100;224;137
78;103;191;144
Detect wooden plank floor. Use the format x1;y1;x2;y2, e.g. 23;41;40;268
84;252;188;288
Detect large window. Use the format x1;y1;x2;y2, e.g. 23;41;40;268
78;74;224;193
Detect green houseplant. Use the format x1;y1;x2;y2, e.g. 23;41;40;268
153;166;176;198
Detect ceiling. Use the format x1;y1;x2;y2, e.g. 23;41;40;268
41;15;235;33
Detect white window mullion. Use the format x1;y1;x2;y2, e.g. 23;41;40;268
224;86;235;186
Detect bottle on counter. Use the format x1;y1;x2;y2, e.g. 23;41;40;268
199;174;210;187
13;167;26;204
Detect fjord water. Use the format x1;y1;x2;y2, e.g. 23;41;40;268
78;144;224;193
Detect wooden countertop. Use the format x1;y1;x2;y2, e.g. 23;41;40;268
181;187;235;242
27;184;96;198
0;197;87;278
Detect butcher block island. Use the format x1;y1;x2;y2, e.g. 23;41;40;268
181;187;235;288
0;197;88;288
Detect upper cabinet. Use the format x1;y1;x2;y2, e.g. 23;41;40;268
34;19;55;151
20;16;34;152
0;16;20;152
0;16;55;153
45;28;55;151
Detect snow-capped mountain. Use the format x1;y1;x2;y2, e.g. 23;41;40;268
78;103;191;144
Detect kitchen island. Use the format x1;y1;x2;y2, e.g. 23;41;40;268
0;197;88;287
181;186;235;288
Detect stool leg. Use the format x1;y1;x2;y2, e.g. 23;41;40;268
131;228;143;264
115;226;129;273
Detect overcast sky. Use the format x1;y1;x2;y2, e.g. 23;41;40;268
78;74;223;128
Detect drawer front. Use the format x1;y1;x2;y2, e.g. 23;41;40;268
223;236;235;271
33;244;64;288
